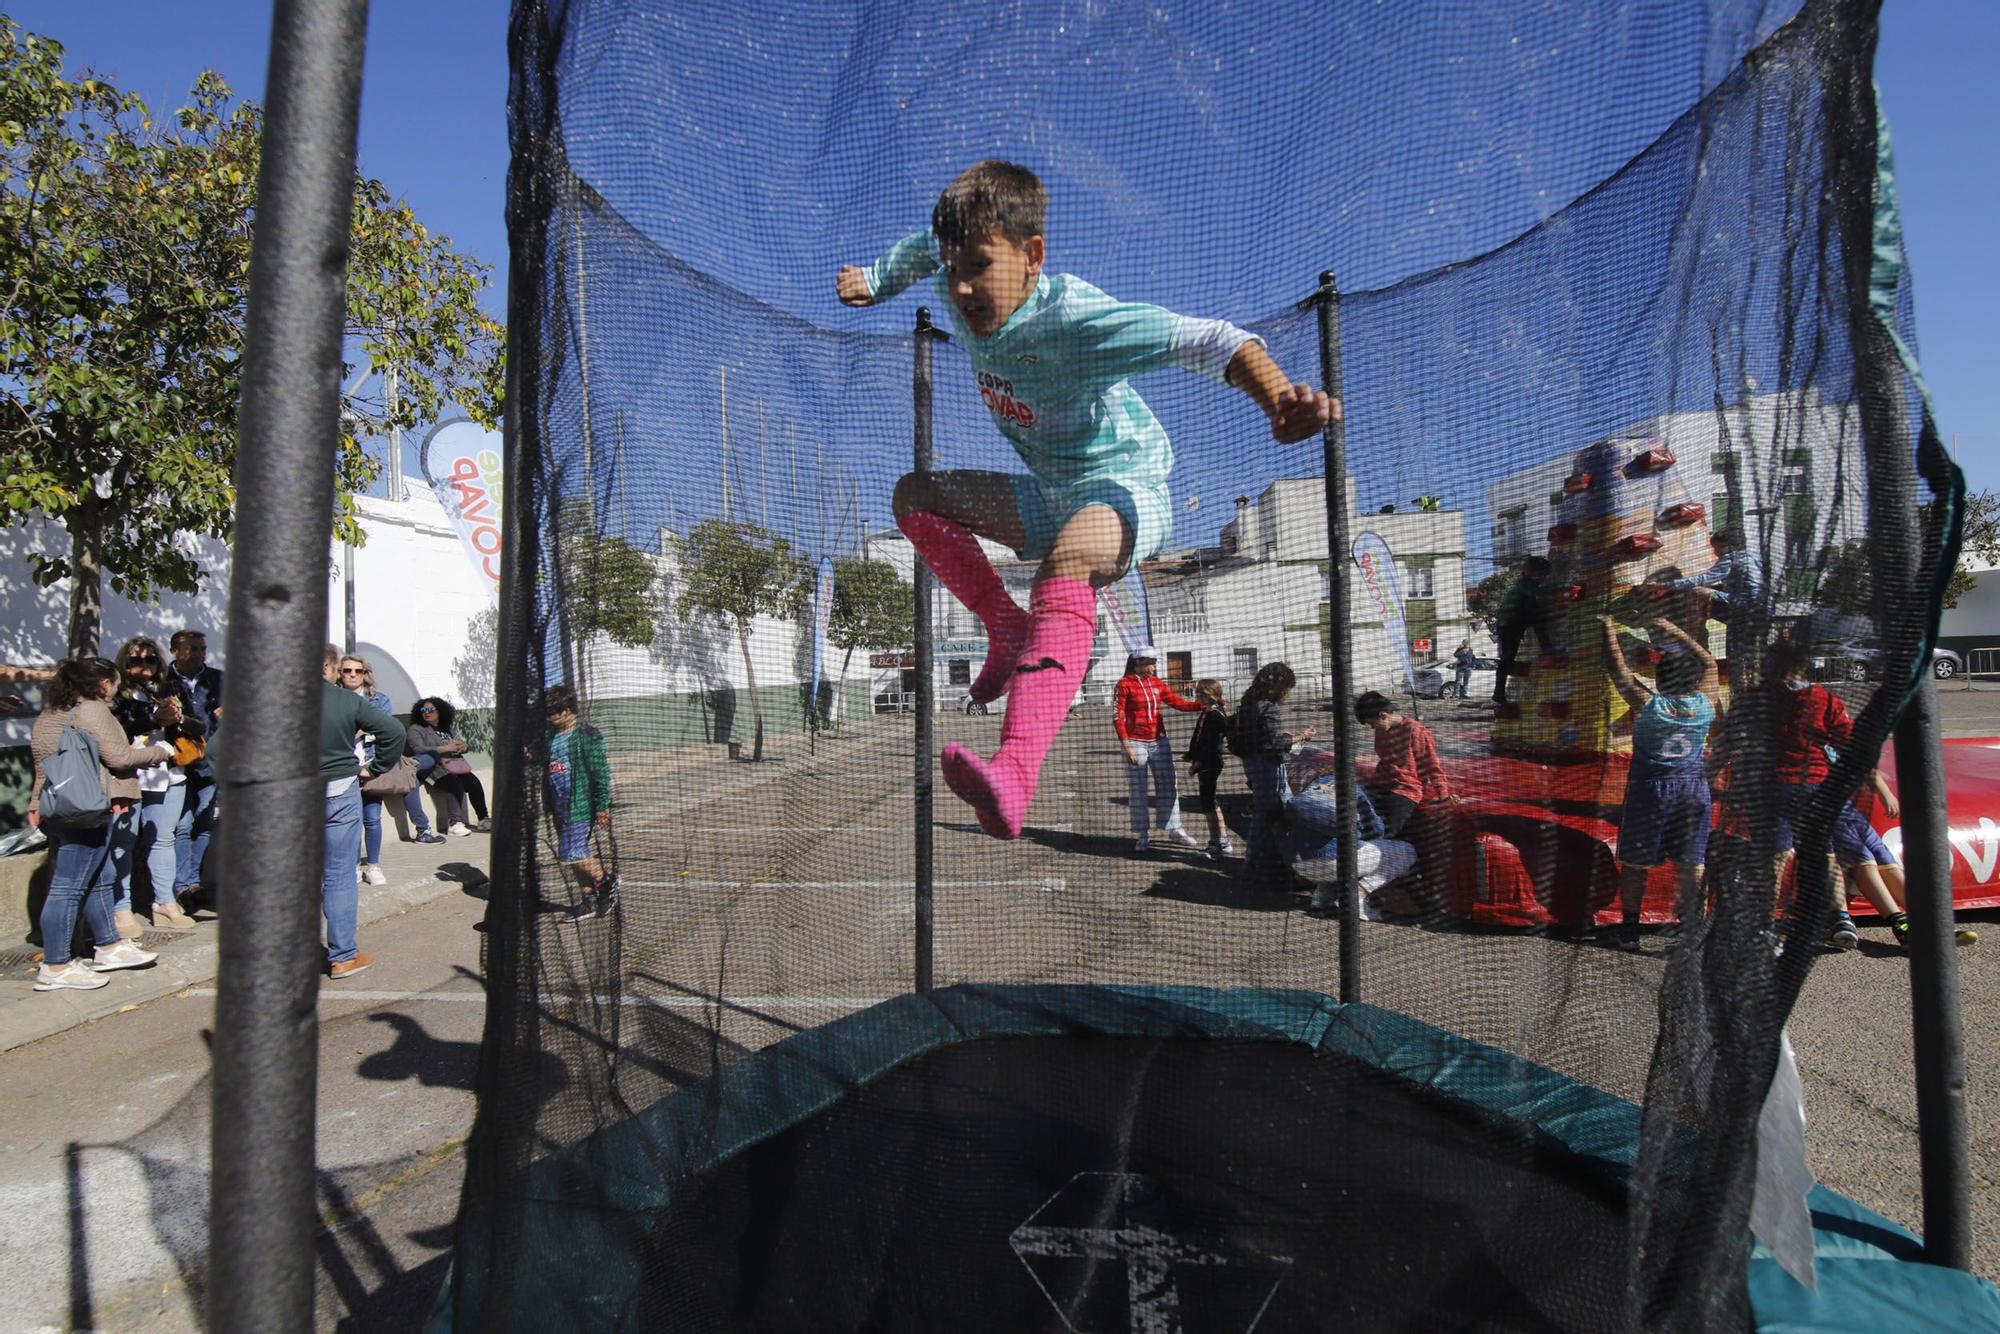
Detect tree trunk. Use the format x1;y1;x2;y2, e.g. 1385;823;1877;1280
66;496;104;658
738;621;765;761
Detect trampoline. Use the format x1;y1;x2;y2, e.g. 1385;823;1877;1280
198;0;2000;1329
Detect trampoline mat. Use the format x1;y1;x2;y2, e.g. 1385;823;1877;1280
633;1035;1634;1332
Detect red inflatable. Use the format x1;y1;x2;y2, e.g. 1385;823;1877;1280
1377;736;2000;928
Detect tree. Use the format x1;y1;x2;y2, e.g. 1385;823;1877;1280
0;21;503;654
1465;568;1517;632
827;555;912;683
672;519;809;761
1950;490;2000;609
1814;489;1998;614
556;498;660;698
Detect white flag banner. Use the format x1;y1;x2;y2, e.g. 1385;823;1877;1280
420;419;505;597
1352;530;1419;697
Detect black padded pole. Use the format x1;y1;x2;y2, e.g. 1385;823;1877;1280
1314;271;1361;1003
912;307;940;993
1896;676;1970;1267
208;1;368;1330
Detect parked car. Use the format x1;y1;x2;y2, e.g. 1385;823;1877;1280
1412;657;1498;699
1809;643;1963;683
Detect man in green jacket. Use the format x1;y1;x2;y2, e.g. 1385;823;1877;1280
1492;556;1557;706
321;644;406;978
543;684;616;923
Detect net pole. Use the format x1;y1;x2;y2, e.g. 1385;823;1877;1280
1313;271;1361;1003
208;1;367;1330
1895;675;1970;1268
912;306;940;993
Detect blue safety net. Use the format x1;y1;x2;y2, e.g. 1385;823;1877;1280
445;0;1967;1328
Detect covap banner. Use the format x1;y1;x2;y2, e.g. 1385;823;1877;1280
420;419;504;597
1351;531;1418;697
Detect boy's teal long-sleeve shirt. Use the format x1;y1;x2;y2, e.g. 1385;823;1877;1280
862;228;1262;488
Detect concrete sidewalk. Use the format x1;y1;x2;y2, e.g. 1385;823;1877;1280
0;779;492;1055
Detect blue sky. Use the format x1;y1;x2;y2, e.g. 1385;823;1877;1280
11;0;1996;504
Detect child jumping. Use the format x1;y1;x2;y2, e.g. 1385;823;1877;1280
1183;678;1233;860
543;685;617;924
1112;647;1204;854
838;160;1334;838
1598;616;1718;952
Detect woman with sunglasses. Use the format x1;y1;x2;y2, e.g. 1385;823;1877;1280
338;656;402;883
408;696;490;835
107;637;201;934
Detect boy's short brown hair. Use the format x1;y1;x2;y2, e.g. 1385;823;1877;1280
932;160;1046;248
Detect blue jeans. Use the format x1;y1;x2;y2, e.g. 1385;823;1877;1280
360;795;384;864
324;782;363;965
402;754;436;832
1242;756;1285;879
1125;737;1183;836
173;773;216;894
110;792;181;913
42;821;119;965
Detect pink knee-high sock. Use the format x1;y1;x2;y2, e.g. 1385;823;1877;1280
940;577;1097;839
897;511;1030;702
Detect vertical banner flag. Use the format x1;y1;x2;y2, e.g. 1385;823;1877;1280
1100;565;1151;658
420;419;505;598
1352;531;1419;697
812;558;835;728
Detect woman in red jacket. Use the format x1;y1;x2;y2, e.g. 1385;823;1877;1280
1113;646;1204;854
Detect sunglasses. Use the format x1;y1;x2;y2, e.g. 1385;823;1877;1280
420;706;439;713
340;667;367;675
129;655;159;665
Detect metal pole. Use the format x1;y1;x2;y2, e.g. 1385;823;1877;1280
343;541;356;652
1898;675;1971;1266
209;2;368;1330
912;307;943;993
1313;271;1361;1004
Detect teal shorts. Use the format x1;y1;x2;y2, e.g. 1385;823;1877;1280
1010;472;1173;565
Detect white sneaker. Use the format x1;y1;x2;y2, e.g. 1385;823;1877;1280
1164;826;1200;848
355;864;365;883
91;940;159;972
449;822;473;838
362;864;387;886
35;961;109;991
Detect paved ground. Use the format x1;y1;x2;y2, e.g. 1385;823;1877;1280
1;691;1996;1330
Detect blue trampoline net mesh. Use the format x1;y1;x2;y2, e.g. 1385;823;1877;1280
447;0;1961;1328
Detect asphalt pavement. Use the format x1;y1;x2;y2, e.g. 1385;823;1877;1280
0;694;1996;1330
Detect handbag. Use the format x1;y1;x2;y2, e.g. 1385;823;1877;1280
361;754;420;797
439;755;475;777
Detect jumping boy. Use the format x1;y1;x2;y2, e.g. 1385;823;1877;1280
1353;690;1452;840
1598;616;1718;952
543;685;617;923
837;160;1334;838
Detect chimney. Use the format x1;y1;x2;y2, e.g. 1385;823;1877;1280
1232;494;1259;557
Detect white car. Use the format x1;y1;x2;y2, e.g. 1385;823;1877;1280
1412;657;1498;699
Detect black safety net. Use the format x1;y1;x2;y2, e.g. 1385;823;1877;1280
442;0;1962;1329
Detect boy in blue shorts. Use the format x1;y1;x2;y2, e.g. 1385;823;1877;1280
1828;767;1976;950
838;160;1334;839
1598;616;1719;951
544;685;616;924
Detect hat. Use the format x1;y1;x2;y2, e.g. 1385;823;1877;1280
1133;645;1160;661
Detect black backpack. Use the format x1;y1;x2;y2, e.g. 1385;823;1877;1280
1226;702;1258;759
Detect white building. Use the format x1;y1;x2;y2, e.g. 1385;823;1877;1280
1483;388;1870;615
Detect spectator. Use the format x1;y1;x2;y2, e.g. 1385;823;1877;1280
167;628;224;905
1597;616;1718;951
338;654;397;884
29;657;168;991
408;696;489;835
320;644;405;979
1451;640;1476;698
1112;646;1203;854
1230;662;1315;884
1491;557;1556;705
544;685;617;923
1354;690;1452;839
1182;678;1233;860
107;637;200;935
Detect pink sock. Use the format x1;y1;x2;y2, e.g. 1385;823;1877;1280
940;577;1097;839
897;511;1030;702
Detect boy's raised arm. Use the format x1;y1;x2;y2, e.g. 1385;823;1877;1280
837;229;938;307
1651;618;1719;695
1596;615;1650;711
1226;341;1336;444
